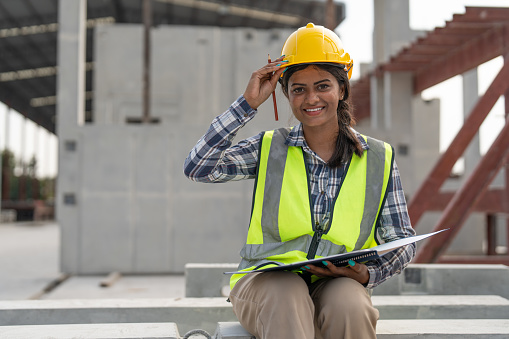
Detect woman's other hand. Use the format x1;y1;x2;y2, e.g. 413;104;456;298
243;56;287;110
303;260;370;286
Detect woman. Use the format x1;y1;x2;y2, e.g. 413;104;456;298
184;23;415;339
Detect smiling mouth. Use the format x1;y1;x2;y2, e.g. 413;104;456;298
303;107;324;115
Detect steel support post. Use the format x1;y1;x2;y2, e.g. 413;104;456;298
505;52;509;256
325;0;336;31
415;119;509;263
142;0;152;123
408;60;509;226
487;214;497;255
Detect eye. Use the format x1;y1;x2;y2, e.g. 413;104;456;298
317;84;330;91
292;87;304;94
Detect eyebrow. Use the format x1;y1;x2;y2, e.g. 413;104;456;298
290;79;332;87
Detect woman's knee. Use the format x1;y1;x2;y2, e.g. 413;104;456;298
256;272;310;304
231;271;310;305
314;277;378;318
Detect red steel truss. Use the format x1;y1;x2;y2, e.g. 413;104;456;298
350;7;509;264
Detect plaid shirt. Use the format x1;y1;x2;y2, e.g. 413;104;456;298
184;95;416;289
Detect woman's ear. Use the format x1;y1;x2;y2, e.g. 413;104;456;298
339;84;346;100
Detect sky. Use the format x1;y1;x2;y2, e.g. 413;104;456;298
0;0;508;178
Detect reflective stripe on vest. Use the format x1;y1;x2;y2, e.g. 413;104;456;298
231;128;393;288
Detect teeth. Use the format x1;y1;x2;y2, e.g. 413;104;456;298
305;107;322;112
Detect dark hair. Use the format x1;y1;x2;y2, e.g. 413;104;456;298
279;63;363;167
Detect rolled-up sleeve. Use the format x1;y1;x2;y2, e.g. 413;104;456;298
183;95;262;183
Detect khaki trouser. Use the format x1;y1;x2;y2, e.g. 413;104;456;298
229;271;378;339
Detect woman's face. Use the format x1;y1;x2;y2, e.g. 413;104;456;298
287;65;344;130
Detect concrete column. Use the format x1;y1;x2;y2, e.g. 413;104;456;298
370;75;378;129
0;108;3;208
1;107;11;205
19;117;26;200
56;0;87;273
384;72;392;129
57;0;86;127
4;106;9;151
462;68;480;176
373;0;411;64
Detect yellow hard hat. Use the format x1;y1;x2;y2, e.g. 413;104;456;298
281;23;353;79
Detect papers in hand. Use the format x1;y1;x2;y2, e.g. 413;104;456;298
224;229;447;275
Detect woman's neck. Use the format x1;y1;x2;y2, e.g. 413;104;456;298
302;123;339;163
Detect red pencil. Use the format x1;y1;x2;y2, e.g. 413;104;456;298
268;54;279;121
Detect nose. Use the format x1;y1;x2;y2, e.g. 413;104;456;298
305;89;319;104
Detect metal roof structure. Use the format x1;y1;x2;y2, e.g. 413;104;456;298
351;6;509;122
0;0;345;134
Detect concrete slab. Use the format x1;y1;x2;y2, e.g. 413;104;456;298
0;297;236;335
373;295;509;319
0;221;60;300
43;275;185;300
373;264;509;298
214;322;254;339
215;320;509;339
185;263;237;297
376;319;509;338
2;295;508;334
0;323;180;339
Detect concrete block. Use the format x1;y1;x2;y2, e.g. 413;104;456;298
214;322;255;339
0;323;180;339
215;320;509;339
0;298;236;335
373;295;509;319
373;264;509;298
0;209;16;222
376;319;509;338
185;263;238;297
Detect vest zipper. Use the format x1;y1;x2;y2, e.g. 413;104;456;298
307;224;324;260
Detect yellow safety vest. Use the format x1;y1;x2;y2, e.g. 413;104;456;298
230;128;394;288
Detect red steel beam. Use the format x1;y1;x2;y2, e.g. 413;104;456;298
445;21;499;30
427;189;507;214
392;54;435;63
414;119;509;263
351;76;371;121
454;7;509;22
409;44;453;55
408;60;509;226
415;25;506;93
423;33;471;45
383;62;427;72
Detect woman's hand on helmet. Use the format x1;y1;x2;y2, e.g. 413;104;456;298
243;56;287;110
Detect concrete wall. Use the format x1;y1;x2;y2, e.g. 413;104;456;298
58;24;294;274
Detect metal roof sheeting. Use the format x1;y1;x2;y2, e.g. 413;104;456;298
0;0;345;134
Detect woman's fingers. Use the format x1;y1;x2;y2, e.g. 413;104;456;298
243;61;287;110
302;261;369;285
